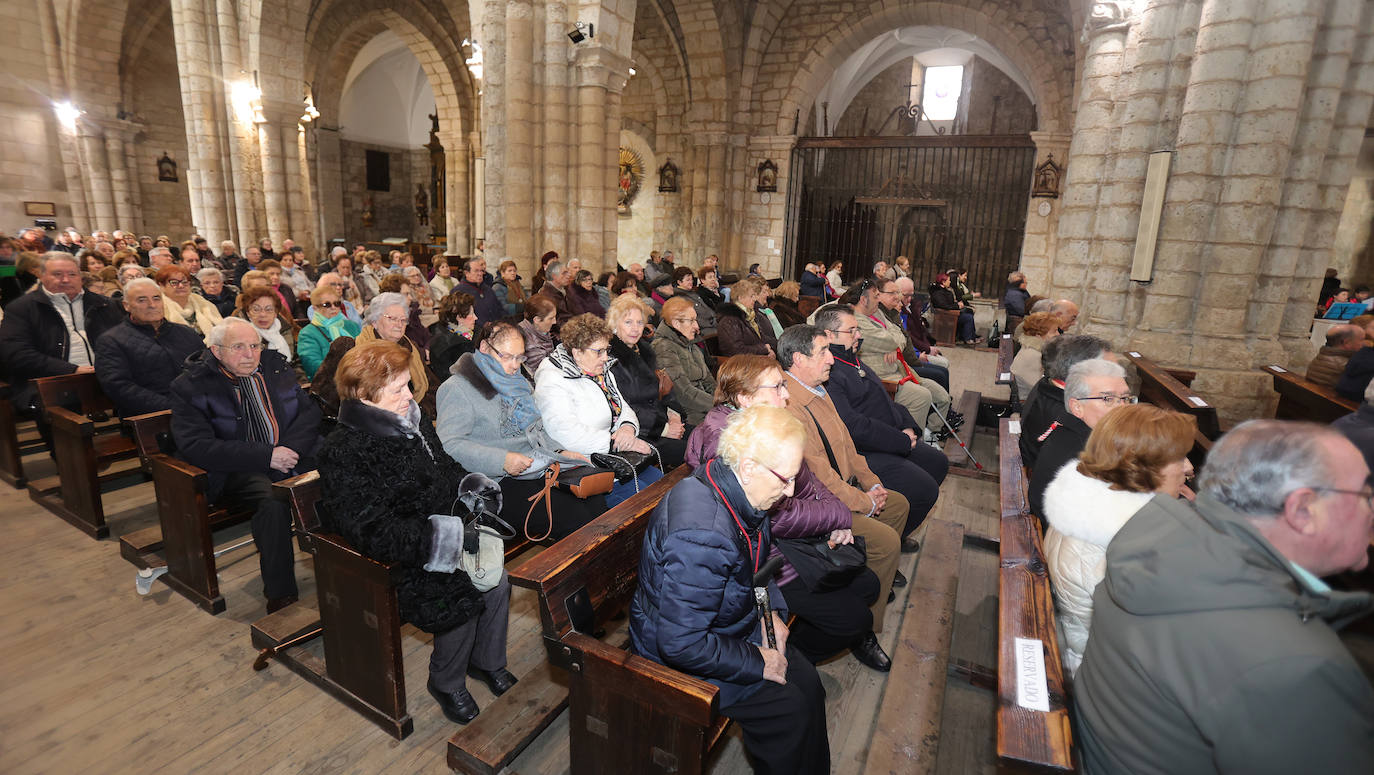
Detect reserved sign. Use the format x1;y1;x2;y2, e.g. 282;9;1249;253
1014;637;1050;712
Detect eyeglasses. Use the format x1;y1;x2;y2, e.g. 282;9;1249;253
164;279;191;287
672;317;698;325
829;326;860;336
1076;393;1138;406
249;304;278;314
380;314;407;324
581;346;611;358
317;301;340;309
1310;486;1374;511
216;342;264;353
753;380;788;395
491;348;527;364
758;462;797;487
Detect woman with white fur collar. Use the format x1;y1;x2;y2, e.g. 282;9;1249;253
1041;404;1196;676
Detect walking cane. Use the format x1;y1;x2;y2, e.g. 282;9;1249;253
751;555;787;649
934;406;984;472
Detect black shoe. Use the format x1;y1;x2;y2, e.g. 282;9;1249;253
946;409;964;422
428;679;480;724
888;589;896;603
901;536;921;554
467;666;519;696
852;632;892;672
946;413;965;429
265;595;298;614
892;569;907;588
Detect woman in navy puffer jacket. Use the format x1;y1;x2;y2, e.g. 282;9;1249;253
630;405;829;775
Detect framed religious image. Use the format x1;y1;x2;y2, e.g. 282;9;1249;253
1032;154;1061;198
658;159;679;192
23;201;56;217
157;152;178;182
756;159;778;192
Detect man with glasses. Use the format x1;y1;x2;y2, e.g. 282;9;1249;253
1075;420;1374;773
169;318;322;613
1028;358;1133;518
94;277;205;417
850;278;954;439
1021;334;1114;469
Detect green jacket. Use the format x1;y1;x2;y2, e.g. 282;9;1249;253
649;321;716;426
1075;492;1374;774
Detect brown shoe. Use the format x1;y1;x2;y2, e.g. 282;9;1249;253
266;595;299;614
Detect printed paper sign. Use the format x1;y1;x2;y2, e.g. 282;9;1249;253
1000;372;1012;382
1188;396;1207;407
1269;365;1286;373
1128;351;1141;358
1008;420;1021;435
1014;637;1050;712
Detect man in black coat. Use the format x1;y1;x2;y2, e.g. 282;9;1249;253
169;317;321;612
1020;334;1112;470
817;305;948;544
454;257;505;328
1333;380;1374;473
1028;359;1132;519
94;277;205;418
1336;344;1374;402
0;251;121;412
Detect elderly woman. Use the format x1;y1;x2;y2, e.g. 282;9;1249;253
240;269;270;292
607;295;691;468
534;313;665;507
297;284;362;379
1010;311;1061;396
799;263;828;300
428;292;478;378
437;322;606;540
519;295;557;372
695;266;726;313
631;405;829;774
196;267;239;317
650;296;717;425
929;272;978;344
716;276;778;357
312;291;440;416
257;259;300;319
157;265;224;341
1041;404;1196;675
378;273;433;352
403;265;439;327
236;286;294;360
825;261;847;297
769;281;807;328
567;269;605;317
686;356;887;670
492;260;527;317
318;340;516;725
429;257;458;301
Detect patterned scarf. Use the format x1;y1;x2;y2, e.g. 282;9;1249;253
734;302;760;336
311;311;350;342
220;366;280;445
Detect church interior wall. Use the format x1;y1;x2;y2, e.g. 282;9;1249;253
128;12;195;240
338;139;421;245
0;5;71;232
961;56;1037;135
616;127;659;264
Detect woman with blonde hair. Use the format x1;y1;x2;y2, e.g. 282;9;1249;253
158;265;224;341
297;284;362;378
1009;310;1061;396
1041;404;1197;675
607;294;690;467
769;281;806;328
716;275;777;356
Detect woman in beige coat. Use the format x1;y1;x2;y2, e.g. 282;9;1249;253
157;265;223;341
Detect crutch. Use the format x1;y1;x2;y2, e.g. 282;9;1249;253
933;405;984;472
134;536;257;595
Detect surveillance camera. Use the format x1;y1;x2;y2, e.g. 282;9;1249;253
568;21;593;43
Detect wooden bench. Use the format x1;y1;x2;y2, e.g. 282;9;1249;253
931;308;960;344
1262;364;1359;424
863;517;966;774
252;471;534;744
26;373;148;538
448;465;725;775
1123;351;1221;440
997;417;1075;772
996;332;1014;386
0;380;44;488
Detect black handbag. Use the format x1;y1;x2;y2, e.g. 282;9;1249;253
774;535;867;593
590;446;660;484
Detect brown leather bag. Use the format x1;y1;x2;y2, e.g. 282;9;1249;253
656;368;674;398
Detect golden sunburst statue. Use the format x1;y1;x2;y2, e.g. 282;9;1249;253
618;146;644;215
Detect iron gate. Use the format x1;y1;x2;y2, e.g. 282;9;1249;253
783;135;1036;297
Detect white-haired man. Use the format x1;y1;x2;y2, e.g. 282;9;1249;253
1027;358;1134;517
1075;420;1374;773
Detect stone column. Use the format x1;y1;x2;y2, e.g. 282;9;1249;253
257;102;295;248
78;128;116;230
55;127;91;233
445;135;470;254
503;0;535;265
313;126;345;247
121;131;145;234
169;0;229;243
480;0;506;259
105;131;136;230
540;0;571;263
571;45;632;273
704;136;727;257
1019;132;1071;293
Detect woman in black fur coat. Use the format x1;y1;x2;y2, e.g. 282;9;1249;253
606;294;692;468
317;340;517;725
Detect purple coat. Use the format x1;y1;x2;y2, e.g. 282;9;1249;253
685;404;850;586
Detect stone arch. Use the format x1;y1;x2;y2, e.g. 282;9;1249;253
67;0;134;117
654;0;730;130
754;1;1074;135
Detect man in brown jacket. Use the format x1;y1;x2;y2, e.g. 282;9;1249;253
1306;324;1363;387
778;324;907;629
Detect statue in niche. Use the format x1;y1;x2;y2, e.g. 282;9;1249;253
426;113;446;241
156;152;178;182
415;184;429;226
1032;154;1062;198
658;159;679;192
618;146;644;215
361;195;375;228
756;159;778;192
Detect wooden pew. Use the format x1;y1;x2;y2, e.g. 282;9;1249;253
252;472;534;743
1123;351;1221;440
863;518;966;774
997;417;1075;772
996;332;1014;387
26;373;148;539
1262;364;1359;424
449;465;721;775
0;380;44;489
931;308;959;344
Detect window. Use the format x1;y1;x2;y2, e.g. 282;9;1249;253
366;150;391;192
922;65;964;121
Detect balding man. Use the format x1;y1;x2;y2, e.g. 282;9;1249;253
1307;324;1364;388
1075;420;1374;773
1049;299;1079;332
0;252;121;412
94;278;205;417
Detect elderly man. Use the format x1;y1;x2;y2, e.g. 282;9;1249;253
851;278;953;437
872;260;894;282
893;276;950;367
1020;334;1113;470
147;246;174;273
177;243;202;282
535;260;574;325
0;252;121;412
1075;420;1374;773
1002;271;1030;318
169;318;320;612
779;324;908;629
1049;298;1079;333
234;245;262;285
876;277;951;391
216;240;239;271
819;306;948;548
94;278;205;417
1027;359;1134;518
456;257;504;328
1307;324;1364;387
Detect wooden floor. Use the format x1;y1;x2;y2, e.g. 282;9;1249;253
0;344;1009;775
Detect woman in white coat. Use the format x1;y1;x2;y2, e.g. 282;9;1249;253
533;313;665;506
1041;404;1196;676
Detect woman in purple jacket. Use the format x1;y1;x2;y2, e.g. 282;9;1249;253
684;355;890;672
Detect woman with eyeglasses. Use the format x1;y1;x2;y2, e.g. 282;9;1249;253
650;296;716;425
436;322;606;541
684;356;889;672
311;291;440;416
631;405;831;775
297;284;361;379
158;265;224;341
607;294;691;468
1040;404;1197;676
428;292;478;378
196;267;239;317
236;286;295;360
534;313;665;507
